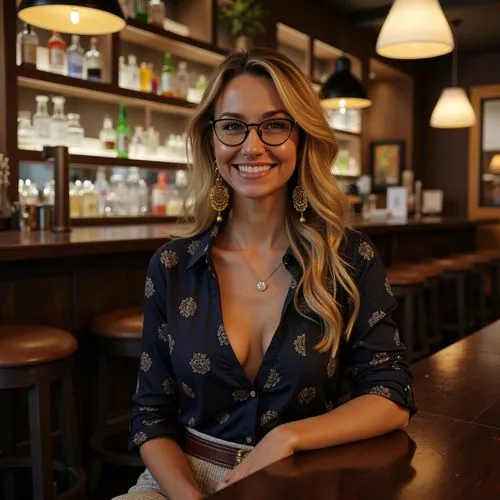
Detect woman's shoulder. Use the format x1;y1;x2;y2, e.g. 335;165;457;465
340;226;372;264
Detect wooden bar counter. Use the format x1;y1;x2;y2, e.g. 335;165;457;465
208;322;500;500
0;216;494;333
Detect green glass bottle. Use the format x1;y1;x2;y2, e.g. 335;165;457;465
116;103;131;158
135;0;148;22
161;52;174;97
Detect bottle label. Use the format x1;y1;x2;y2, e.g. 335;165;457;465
50;48;65;69
87;68;102;82
161;73;173;94
22;42;37;65
117;133;129;155
68;53;83;77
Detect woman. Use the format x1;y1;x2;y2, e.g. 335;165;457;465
115;48;415;500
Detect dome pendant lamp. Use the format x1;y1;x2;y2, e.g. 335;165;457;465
17;0;126;35
376;0;454;60
430;20;475;129
319;56;372;110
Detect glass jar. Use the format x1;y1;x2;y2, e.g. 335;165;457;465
67;113;84;148
18;110;34;149
33;95;51;147
147;0;165;26
99;115;117;151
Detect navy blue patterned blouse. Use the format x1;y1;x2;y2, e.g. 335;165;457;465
129;223;415;451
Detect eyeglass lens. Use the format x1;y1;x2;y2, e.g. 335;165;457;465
213;119;293;146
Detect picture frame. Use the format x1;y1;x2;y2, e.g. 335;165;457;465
369;140;405;192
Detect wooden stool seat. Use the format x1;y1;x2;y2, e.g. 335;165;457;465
0;326;84;500
392;263;442;279
453;253;493;266
430;258;471;272
480;249;500;260
90;307;142;339
0;326;77;368
387;269;426;286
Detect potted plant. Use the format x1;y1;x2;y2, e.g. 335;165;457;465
218;0;268;51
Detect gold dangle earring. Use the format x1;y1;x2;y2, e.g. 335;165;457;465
292;185;308;223
209;163;229;222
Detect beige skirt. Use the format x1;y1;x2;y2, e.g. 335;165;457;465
112;428;254;500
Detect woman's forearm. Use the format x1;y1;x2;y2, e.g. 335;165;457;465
281;394;409;453
140;437;204;500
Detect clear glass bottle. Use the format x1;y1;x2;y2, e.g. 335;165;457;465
116;104;131;158
175;61;189;99
94;167;109;216
147;0;165;27
99;115;117;150
67;34;84;78
48;31;66;74
85;37;102;82
50;96;68;145
67;113;84;147
16;23;38;66
69;181;83;218
126;167;141;215
33;95;51;147
108;173;128;215
127;54;140;91
118;55;129;88
81;180;99;217
43;180;55;205
161;52;174;97
130;125;145;157
17;111;34;150
152;171;168;215
138;175;149;214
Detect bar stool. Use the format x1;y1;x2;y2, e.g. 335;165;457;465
452;252;492;329
393;261;443;351
88;307;143;491
0;325;85;500
426;257;473;339
386;269;429;362
479;249;500;322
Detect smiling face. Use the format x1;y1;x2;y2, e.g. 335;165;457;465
212;73;300;202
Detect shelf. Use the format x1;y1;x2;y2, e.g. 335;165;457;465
72;215;182;226
17;66;196;117
121;19;228;67
18;149;187;170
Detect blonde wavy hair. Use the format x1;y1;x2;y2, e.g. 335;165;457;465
171;48;360;357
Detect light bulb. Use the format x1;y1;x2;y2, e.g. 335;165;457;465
339;99;347;108
70;8;80;25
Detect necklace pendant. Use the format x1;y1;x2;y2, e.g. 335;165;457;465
256;280;268;292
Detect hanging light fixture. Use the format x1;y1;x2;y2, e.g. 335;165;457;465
376;0;454;60
17;1;126;35
319;57;372;109
430;20;475;129
490;154;500;173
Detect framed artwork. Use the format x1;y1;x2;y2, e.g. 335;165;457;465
369;140;405;192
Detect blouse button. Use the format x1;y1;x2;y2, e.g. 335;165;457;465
250;390;257;398
245;436;253;444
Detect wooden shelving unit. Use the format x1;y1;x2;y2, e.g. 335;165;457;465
121;19;228;67
17;66;196;117
17;149;187;170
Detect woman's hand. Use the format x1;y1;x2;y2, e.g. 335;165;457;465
216;425;296;491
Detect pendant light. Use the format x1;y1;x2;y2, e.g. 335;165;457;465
376;0;454;60
430;20;475;129
17;1;126;35
490;154;500;173
319;56;372;109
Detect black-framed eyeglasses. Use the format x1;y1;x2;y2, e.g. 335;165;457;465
209;118;296;147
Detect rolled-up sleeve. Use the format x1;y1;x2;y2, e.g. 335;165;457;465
129;251;181;451
345;235;416;417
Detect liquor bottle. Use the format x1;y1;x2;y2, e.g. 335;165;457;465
118;55;129;88
147;0;165;27
175;61;189;99
67;35;84;78
48;31;66;74
139;62;152;92
128;54;140;91
116;104;131;158
85;37;102;82
160;52;174;97
16;23;38;66
94;167;110;216
50;96;68;145
152;172;168;215
33;95;51;147
135;0;148;22
99;115;117;150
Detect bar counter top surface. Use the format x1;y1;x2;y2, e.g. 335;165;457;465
208;322;500;500
0;216;495;261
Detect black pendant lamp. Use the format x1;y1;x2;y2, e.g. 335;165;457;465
18;0;126;35
319;56;372;109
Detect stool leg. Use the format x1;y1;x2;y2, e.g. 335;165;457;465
54;371;85;496
88;351;110;491
28;380;55;500
0;390;15;500
456;273;467;339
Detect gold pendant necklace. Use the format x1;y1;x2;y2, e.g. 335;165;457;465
233;232;283;292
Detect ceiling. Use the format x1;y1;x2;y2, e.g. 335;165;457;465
322;0;500;53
